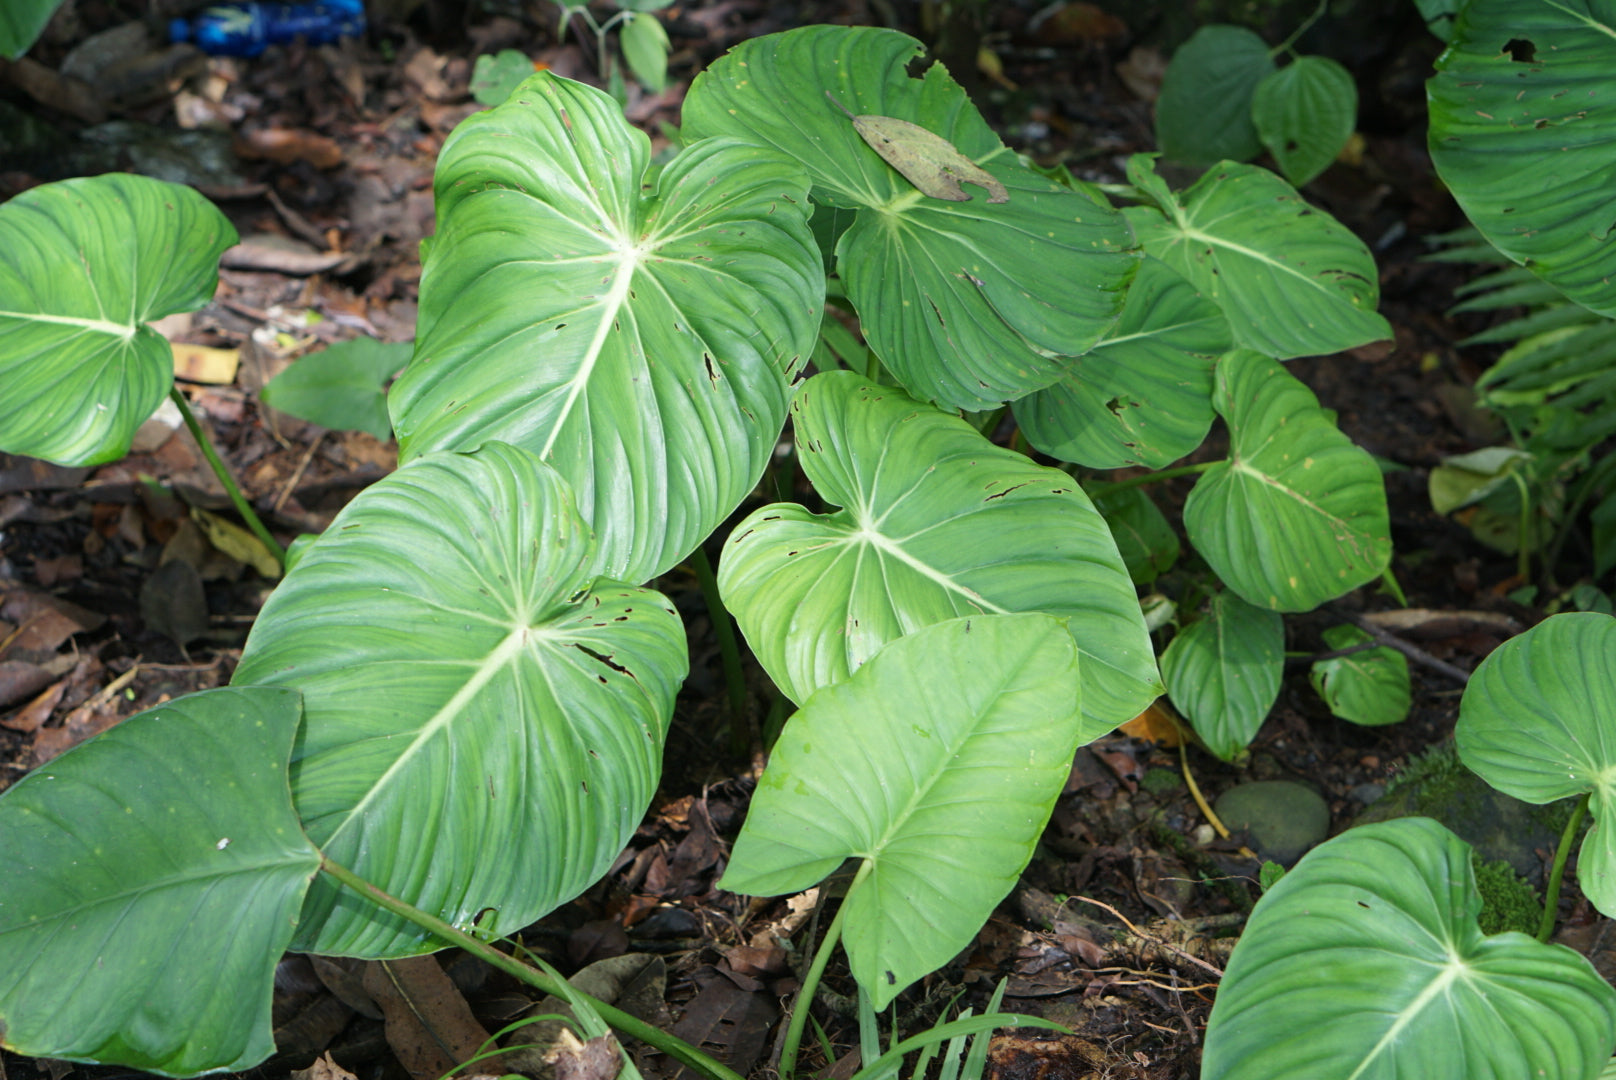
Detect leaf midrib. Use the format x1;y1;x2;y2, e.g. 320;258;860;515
538;254;637;458
1345;959;1465;1080
322;628;531;848
0;310;136;338
1172;224;1339;300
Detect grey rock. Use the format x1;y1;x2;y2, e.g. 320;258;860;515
1214;780;1331;866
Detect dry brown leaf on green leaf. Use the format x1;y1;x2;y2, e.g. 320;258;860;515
826;92;1008;204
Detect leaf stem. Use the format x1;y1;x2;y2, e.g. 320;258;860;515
690;545;749;756
781;862;869;1080
1084;461;1218;499
1269;0;1328;58
318;856;744;1080
1538;792;1590;943
169;386;286;569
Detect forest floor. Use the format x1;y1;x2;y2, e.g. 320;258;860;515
1;2;1603;1079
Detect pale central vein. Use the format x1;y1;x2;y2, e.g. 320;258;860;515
1175;226;1327;293
854;529;1007;614
0;310;137;337
326;628;530;846
540;253;637;459
1346;960;1463;1080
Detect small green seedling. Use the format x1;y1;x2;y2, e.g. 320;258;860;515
1154;3;1357;186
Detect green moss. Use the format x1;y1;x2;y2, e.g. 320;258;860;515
1385;740;1464;800
1141;766;1183;795
1472;854;1541;937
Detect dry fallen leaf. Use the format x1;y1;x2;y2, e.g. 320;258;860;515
191;508;282;579
1118;699;1183;747
291;1052;359;1080
171;342;241;385
827;92;1008;204
545;1029;621;1080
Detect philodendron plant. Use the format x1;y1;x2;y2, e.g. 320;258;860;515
1202;612;1616;1079
0;17;1474;1079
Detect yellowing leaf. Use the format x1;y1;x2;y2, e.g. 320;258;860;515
827;92;1008;204
170;342;240;385
191;508;282;579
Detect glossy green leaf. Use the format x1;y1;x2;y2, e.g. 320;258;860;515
1161;592;1283;761
1124;155;1391;359
1154;25;1274;167
1457;612;1616;915
1204;817;1616;1080
1413;0;1457;39
1252;56;1357;188
233;443;687;956
392;72;822;584
1185;352;1391;611
0;687;318;1076
619;12;669;92
719;371;1160;738
1309;623;1410;727
1429;446;1534;514
1012;257;1227;469
470;49;535;106
722;614;1083;1010
1094;486;1180;585
682;25;1137;411
261;337;410;440
0;0;58;58
1428;0;1616;316
0;174;237;465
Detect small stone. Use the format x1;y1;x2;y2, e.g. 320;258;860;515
1191;824;1215;846
1214;781;1331;866
1350;782;1387;804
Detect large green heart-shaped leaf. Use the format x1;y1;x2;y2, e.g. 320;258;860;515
719;371;1160;738
681;25;1137;412
1124;155;1390;359
1428;0;1616;317
1252;56;1357;188
0;174;237;466
1457;612;1616;915
1185;352;1391;611
1204;817;1616;1080
722;614;1083;1010
1155;25;1274;167
1310;623;1411;727
232;443;687;957
0;687;318;1076
1161;592;1283;761
1012;257;1227;469
391;72;822;585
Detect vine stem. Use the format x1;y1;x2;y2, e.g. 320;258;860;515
690;546;749;756
1269;0;1328;58
780;861;869;1080
169;387;286;569
318;856;745;1080
1538;792;1590;943
1083;460;1217;499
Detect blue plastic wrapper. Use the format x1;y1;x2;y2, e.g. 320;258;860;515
170;0;365;57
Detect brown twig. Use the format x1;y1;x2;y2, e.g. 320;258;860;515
1328;607;1472;686
1073;896;1228;978
273;432;324;514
